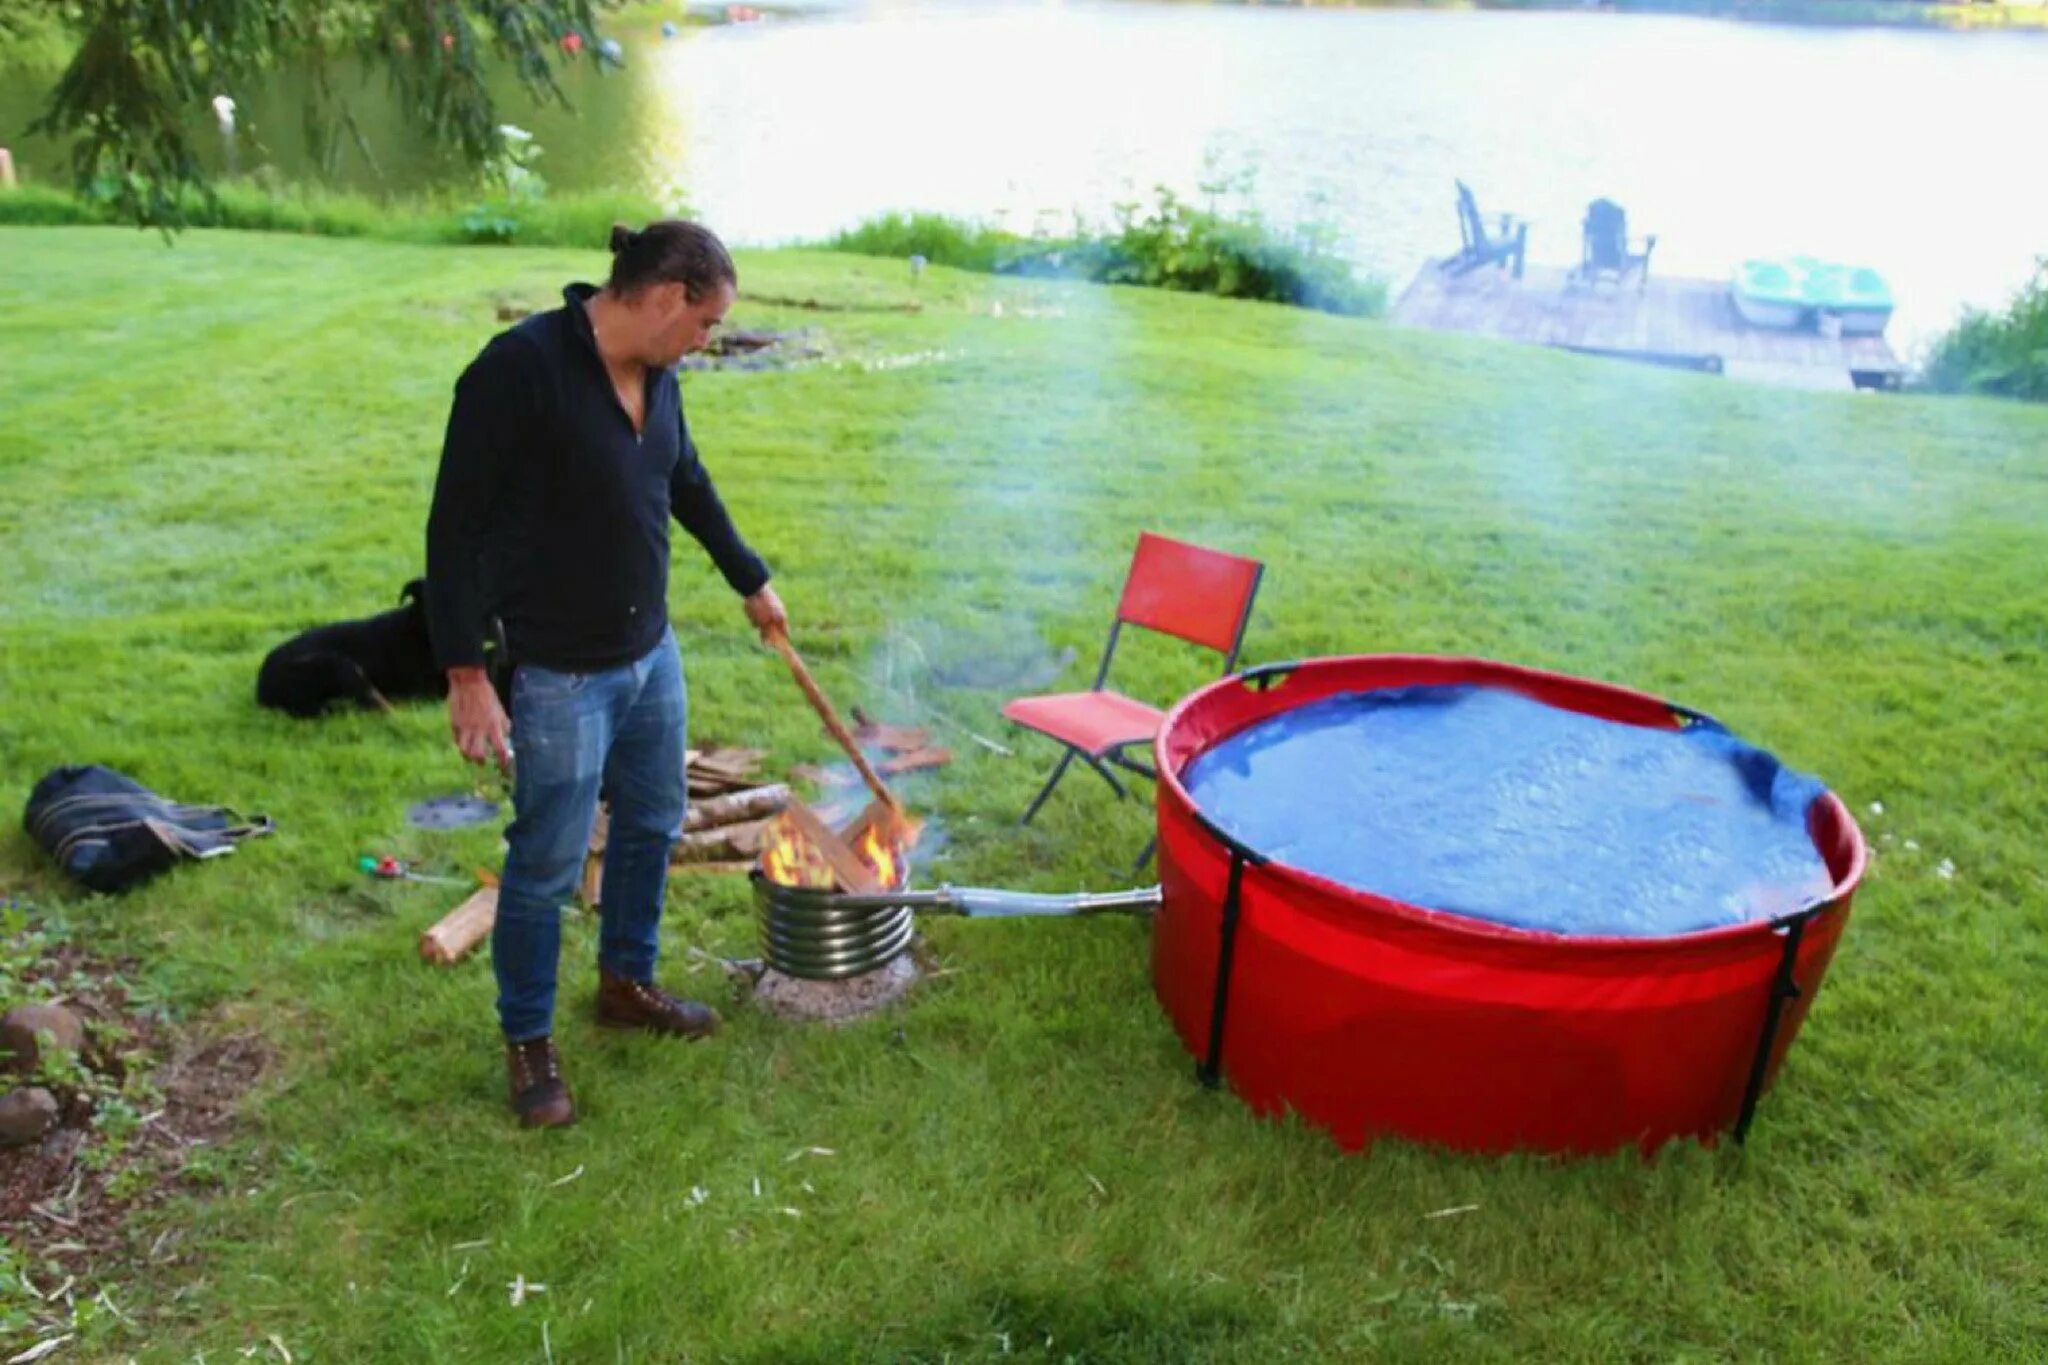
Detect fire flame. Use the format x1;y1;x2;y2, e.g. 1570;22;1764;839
760;812;835;890
854;820;904;890
757;807;909;891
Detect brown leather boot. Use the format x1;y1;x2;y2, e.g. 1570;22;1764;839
596;968;721;1040
505;1037;575;1129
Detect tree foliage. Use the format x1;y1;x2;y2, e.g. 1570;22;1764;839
1921;262;2048;403
23;0;608;228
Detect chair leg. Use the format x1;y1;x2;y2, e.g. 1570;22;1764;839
1077;753;1130;802
1132;836;1157;876
1019;750;1076;826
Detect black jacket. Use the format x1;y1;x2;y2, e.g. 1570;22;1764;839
425;283;769;672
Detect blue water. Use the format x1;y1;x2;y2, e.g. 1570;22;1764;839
1182;686;1834;937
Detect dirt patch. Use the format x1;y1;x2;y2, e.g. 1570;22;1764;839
679;327;828;372
1;908;267;1335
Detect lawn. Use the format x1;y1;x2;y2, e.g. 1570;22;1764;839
1;226;2045;1362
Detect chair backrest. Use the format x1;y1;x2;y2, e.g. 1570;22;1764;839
1583;198;1627;270
1113;533;1264;663
1455;180;1487;252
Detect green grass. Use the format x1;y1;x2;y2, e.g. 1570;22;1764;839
2;226;2046;1362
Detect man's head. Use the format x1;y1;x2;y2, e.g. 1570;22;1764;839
603;220;737;367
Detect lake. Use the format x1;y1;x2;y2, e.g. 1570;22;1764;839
5;1;2042;351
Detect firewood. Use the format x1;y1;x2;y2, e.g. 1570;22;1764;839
689;777;746;798
780;801;881;893
853;723;931;753
420;888;497;965
669;860;754;877
690;748;766;780
879;747;952;776
683;783;789;831
673;817;774;863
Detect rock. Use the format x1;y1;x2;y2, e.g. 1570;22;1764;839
0;1087;59;1146
1;1003;87;1076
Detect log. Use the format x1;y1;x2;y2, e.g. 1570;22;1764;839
669;859;754;877
689;776;749;798
779;801;881;893
683;783;789;832
689;748;766;780
420;888;497;965
672;817;773;864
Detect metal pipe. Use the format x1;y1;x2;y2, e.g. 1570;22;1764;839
750;871;1160;980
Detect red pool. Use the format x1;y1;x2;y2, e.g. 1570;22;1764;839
1150;655;1867;1155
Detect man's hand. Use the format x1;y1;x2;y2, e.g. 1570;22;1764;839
742;584;788;644
447;667;513;772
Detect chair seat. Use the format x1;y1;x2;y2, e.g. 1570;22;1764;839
1001;690;1164;758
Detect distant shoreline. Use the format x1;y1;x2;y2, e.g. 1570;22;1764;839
1152;0;2048;34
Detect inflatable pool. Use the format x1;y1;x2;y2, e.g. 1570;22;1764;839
1150;655;1866;1155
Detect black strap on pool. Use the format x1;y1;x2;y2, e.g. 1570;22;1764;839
1734;908;1820;1143
1198;847;1251;1089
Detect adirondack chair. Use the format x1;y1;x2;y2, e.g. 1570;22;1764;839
1575;198;1656;291
1442;180;1527;280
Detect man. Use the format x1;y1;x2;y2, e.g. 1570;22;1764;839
426;220;786;1129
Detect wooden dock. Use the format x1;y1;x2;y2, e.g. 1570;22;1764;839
1391;263;1905;392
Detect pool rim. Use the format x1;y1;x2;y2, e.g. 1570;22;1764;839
1154;652;1869;954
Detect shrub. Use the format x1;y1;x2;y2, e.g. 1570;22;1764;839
825;188;1386;318
1919;262;2048;402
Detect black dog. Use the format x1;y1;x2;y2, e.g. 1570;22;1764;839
257;579;447;718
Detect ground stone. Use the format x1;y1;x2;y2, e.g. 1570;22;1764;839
1;1003;86;1076
0;1088;59;1146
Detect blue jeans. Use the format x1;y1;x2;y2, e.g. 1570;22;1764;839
495;628;687;1043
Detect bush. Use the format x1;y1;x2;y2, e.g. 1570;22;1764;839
0;183;104;226
1919;262;2048;402
825;188;1386;318
825;212;1008;274
0;178;668;250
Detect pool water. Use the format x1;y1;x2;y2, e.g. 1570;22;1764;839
1182;685;1832;937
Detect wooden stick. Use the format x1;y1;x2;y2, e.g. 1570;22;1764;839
683;783;789;832
764;626;917;838
420;887;497;965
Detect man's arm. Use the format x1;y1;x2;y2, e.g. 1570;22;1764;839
671;405;772;598
426;336;532;767
670;403;786;642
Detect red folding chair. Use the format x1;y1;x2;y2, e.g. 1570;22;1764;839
1003;533;1264;864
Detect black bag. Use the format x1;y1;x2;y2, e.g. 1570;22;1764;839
23;766;274;895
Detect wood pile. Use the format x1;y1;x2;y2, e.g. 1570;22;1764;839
574;726;952;905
